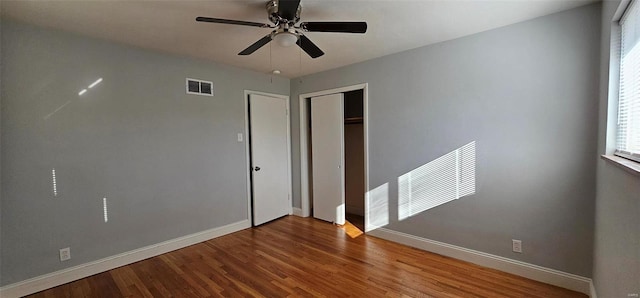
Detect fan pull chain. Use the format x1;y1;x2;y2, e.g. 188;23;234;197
299;41;302;83
270;41;273;84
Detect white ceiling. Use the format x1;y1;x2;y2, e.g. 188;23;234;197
2;0;596;78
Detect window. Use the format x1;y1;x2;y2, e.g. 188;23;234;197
617;0;640;163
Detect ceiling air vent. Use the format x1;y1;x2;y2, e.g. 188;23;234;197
186;78;213;96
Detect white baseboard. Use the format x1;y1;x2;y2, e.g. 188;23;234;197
292;207;305;217
367;228;593;296
0;219;251;298
590;280;598;298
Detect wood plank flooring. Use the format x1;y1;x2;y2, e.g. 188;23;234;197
28;216;586;297
339;220;363;238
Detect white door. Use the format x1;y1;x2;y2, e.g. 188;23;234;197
311;93;345;225
249;94;290;226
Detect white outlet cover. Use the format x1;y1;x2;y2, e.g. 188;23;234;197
59;247;71;261
512;240;522;253
237;133;243;142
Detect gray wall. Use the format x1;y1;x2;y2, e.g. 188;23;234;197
291;4;601;277
0;21;288;285
592;1;640;296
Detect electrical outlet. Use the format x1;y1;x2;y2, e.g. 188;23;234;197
512;240;522;253
237;133;243;142
59;247;71;261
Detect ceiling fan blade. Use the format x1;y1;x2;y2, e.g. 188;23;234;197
196;17;271;28
300;22;367;33
297;35;324;59
239;34;273;55
278;0;301;20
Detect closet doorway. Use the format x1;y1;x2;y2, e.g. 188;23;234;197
299;83;369;232
343;90;365;232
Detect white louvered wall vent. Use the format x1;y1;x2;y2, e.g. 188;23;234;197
186;78;214;96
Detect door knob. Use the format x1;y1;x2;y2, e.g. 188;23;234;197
254;166;261;171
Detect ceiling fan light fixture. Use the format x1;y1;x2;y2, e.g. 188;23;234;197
273;32;298;47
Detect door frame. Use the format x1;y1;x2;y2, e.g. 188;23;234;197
298;83;369;224
244;90;293;225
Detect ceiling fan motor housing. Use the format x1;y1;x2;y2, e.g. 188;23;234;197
267;0;301;24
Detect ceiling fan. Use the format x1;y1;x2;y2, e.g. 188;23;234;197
196;0;367;59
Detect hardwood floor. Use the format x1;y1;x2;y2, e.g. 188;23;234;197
339;220;363;238
28;216;586;297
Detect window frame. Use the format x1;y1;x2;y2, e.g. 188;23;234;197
614;0;640;165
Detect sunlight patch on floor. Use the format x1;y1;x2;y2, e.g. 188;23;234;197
339;220;364;238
